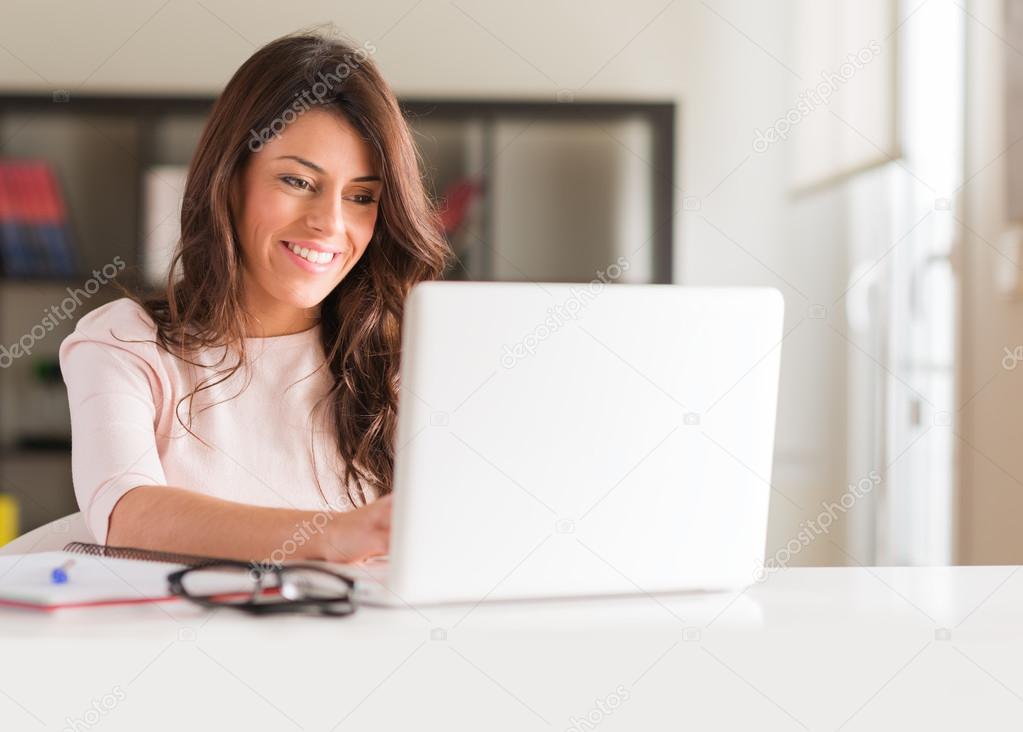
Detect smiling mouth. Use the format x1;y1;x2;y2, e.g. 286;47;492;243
281;241;338;265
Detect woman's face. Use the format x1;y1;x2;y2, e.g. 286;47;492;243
232;108;382;335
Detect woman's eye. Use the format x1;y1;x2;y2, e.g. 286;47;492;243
280;176;376;205
281;175;313;191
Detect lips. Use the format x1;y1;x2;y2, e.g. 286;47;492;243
284;240;341;254
279;240;342;272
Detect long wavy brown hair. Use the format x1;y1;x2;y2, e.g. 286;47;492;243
124;29;451;507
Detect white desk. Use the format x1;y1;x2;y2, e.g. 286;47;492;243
1;565;1021;731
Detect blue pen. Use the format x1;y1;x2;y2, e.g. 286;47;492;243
50;559;75;584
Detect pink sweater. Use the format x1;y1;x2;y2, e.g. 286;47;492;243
59;298;373;544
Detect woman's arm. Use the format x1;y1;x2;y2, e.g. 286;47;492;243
60;321;391;562
107;485;391;563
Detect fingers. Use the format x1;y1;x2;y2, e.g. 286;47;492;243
317;492;392;562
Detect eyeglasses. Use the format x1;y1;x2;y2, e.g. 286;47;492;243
167;560;356;616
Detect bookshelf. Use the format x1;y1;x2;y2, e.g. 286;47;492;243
0;92;676;535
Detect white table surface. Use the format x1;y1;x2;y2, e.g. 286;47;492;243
1;565;1021;731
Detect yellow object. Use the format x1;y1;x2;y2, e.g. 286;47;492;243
0;493;19;546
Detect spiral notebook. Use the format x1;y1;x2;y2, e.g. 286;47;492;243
0;542;232;611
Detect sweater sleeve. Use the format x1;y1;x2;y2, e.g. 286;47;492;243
58;299;169;544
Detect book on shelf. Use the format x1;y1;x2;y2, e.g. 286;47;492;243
438;177;482;235
0;160;77;278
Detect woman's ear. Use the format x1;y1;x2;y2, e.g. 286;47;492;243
230;153;253;217
225;165;247;251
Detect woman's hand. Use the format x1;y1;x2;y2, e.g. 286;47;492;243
314;493;392;563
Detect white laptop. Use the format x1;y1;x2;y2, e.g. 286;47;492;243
345;281;785;607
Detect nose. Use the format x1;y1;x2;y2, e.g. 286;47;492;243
305;191;345;238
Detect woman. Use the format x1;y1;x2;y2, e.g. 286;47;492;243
59;31;451;563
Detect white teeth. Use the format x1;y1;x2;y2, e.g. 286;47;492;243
287;242;335;265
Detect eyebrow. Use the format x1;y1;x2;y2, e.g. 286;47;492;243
274;155;381;182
